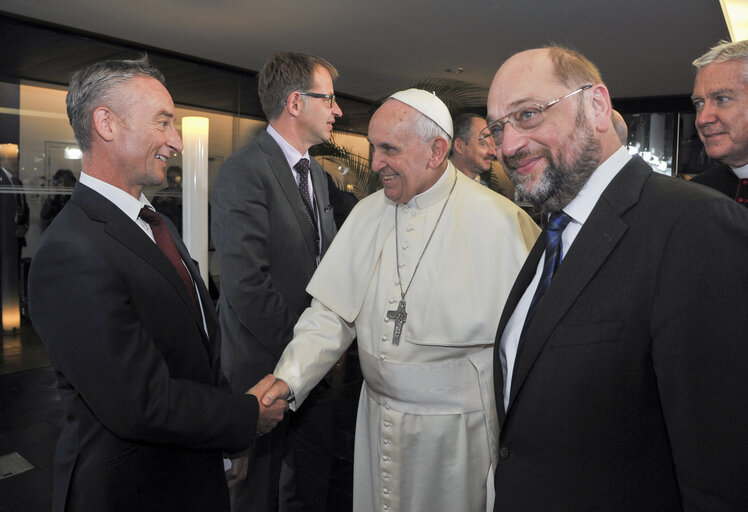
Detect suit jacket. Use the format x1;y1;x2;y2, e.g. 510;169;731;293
493;156;748;511
211;129;337;393
690;162;748;206
28;183;258;512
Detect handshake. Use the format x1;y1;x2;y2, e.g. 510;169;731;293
245;374;292;435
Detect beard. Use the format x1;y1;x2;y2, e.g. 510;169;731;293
503;113;601;214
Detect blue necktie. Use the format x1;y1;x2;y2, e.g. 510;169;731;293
519;211;572;342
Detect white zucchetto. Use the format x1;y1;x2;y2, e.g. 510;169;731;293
389;88;453;138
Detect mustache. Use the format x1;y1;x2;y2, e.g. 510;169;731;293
503;148;549;171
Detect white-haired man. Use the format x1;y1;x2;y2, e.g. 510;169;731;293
691;39;748;206
262;89;539;511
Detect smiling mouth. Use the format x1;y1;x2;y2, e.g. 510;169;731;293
381;174;397;182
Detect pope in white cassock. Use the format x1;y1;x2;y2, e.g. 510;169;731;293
262;89;539;512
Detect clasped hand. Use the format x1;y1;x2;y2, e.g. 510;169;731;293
246;375;289;435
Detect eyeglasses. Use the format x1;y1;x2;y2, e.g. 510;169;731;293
481;84;592;147
477;132;495;148
299;91;336;108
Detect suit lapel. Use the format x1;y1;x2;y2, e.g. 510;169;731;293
504;157;651;418
495;238;546;426
72;185;213;352
258;131;319;262
309;158;336;255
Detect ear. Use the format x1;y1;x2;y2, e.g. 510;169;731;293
427;137;450;168
590;84;612;133
286;91;304;118
453;137;466;155
92;107;116;143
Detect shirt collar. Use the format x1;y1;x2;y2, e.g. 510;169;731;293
731;163;748;179
267;124;311;170
79;171;152;222
563;146;631;225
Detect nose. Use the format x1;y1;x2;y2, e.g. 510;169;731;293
168;125;184;153
332;101;343;118
499;122;527;158
370;149;386;172
695;102;716;130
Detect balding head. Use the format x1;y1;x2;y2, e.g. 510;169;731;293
486;46;618;213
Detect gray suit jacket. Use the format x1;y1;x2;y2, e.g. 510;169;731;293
211;129;337;392
493;156;748;511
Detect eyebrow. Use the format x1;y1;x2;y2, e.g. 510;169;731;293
487;96;542;123
692;88;735;100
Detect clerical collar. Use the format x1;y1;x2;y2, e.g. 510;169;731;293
405;162;455;210
730;163;748;179
563;146;631;226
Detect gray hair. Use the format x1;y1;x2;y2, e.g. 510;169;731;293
258;52;338;121
66;56;165;152
693;40;748;81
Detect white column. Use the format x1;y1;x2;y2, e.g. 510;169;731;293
181;117;209;284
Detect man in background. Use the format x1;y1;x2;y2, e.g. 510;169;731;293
450;112;496;183
152;165;183;233
690;39;748;206
212;52;341;512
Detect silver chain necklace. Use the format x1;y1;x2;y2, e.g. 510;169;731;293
386;173;457;345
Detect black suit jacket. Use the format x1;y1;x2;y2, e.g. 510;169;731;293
493;156;748;511
211;129;337;393
691;162;748;206
28;183;258;512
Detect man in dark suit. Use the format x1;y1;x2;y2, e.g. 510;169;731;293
211;52;341;512
28;56;286;512
690;39;748;206
487;46;748;511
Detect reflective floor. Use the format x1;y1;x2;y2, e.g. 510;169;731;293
0;326;361;512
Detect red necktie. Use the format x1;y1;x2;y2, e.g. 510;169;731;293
139;207;198;306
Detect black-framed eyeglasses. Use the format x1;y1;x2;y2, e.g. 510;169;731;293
299;91;336;108
481;84;592;147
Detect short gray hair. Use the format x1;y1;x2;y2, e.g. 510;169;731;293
693;40;748;81
66;56;165;152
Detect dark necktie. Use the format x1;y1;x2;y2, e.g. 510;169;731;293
293;158;320;254
519;211;572;343
139;207;198;306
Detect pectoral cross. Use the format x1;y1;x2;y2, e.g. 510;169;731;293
386;298;407;345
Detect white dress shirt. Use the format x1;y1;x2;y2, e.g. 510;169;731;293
79;172;207;333
266;124;322;256
499;146;632;411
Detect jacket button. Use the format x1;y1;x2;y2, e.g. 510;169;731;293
500;447;510;458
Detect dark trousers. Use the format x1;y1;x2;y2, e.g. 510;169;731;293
230;380;333;512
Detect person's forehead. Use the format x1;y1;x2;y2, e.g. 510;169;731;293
489;50;561;115
695;60;746;89
470;116;486;133
369;101;416;138
311;66;333;90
